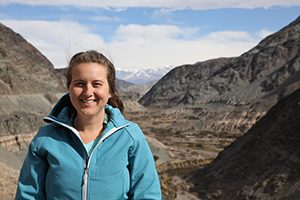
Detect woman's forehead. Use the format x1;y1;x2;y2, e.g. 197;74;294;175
71;63;108;78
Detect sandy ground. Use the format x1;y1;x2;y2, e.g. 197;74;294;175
0;162;19;200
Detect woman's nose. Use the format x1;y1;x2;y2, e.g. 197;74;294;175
84;84;93;95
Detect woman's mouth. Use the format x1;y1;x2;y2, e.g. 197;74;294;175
80;99;97;104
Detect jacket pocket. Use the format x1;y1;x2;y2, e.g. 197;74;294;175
88;153;130;199
89;168;127;199
92;151;128;177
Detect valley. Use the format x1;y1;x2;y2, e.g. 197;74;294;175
0;14;300;200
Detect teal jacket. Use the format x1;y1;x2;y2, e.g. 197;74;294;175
16;94;162;200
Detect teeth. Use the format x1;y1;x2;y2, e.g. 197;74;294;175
81;99;96;103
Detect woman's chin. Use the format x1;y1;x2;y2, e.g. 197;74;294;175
77;108;104;118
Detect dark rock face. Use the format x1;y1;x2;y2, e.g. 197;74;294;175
0;23;66;135
0;23;66;94
189;86;300;200
140;58;234;107
139;16;300;108
0;111;42;136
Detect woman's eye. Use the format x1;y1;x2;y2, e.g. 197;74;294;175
75;82;84;87
93;82;103;87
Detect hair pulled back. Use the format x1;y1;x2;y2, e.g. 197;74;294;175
66;50;124;113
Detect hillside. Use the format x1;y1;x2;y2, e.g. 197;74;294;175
138;15;300;135
0;23;67;135
189;84;300;200
0;23;65;95
140;16;300;108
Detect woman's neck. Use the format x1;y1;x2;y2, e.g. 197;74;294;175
74;111;105;143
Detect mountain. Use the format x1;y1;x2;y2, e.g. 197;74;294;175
0;23;65;95
189;84;300;200
137;16;300;135
139;16;300;108
0;23;66;135
120;80;157;97
116;66;172;84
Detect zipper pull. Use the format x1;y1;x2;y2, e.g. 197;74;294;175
82;166;89;200
83;166;89;185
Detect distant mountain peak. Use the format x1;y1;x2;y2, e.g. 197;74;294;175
116;66;173;84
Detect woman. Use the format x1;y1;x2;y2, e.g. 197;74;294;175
15;50;162;199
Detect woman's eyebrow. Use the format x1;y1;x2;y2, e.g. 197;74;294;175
93;79;104;83
72;79;85;82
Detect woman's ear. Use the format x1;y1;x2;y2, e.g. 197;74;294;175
108;91;112;99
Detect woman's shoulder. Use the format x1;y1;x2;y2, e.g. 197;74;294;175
30;124;59;149
122;120;146;141
36;124;58;137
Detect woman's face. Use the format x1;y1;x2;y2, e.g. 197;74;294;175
69;62;111;119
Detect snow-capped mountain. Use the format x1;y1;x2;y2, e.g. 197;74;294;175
116;66;173;84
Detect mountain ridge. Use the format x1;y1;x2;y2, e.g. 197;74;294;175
0;23;65;95
189;82;300;199
139;16;300;108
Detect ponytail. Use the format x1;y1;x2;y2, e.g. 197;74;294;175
108;92;124;113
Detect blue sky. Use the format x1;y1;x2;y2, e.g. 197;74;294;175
0;1;300;70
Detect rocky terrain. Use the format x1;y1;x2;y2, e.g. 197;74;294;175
140;16;300;108
0;15;300;200
135;15;300;199
0;23;65;95
139;16;300;135
188;84;300;200
0;22;67;136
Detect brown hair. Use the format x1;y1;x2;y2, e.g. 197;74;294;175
66;50;124;113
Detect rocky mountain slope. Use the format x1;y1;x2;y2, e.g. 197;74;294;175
189;84;300;200
139;16;300;135
0;23;67;135
0;94;62;135
0;23;65;95
140;16;300;108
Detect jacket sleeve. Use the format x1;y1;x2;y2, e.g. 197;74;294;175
15;132;48;200
128;124;162;200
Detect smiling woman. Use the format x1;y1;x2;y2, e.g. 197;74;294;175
70;63;111;117
69;62;113;144
15;50;162;200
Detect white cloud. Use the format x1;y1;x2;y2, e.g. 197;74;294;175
0;0;299;10
90;15;120;22
109;25;259;68
257;28;274;38
2;20;107;68
114;24;198;41
2;20;263;69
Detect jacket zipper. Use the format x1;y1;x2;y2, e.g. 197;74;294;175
81;125;128;200
82;165;89;200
